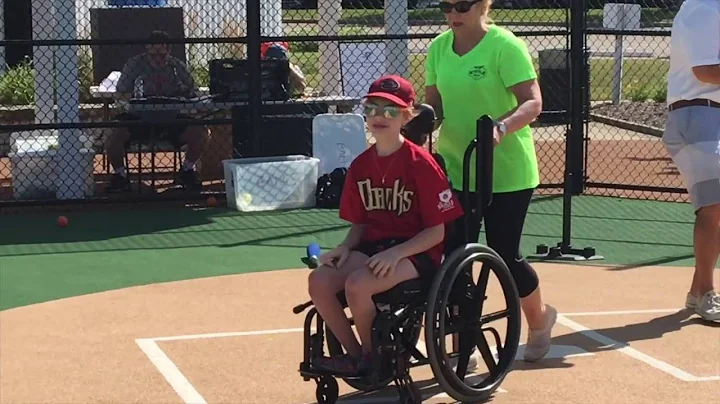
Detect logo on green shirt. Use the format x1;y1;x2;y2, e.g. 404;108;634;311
468;65;487;80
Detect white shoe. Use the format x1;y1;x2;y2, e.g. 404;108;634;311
691;291;720;322
450;348;482;374
523;304;558;362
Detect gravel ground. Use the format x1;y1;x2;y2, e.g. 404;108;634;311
592;101;668;130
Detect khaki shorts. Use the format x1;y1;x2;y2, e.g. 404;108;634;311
663;105;720;211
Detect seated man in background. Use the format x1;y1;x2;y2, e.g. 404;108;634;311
105;30;208;193
262;42;307;97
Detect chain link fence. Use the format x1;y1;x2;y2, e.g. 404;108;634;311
0;0;687;207
584;0;686;202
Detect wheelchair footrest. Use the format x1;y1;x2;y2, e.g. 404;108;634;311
299;361;342;378
300;360;374;381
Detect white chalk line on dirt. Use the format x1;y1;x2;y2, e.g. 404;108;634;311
135;338;207;404
141;309;684;343
139;331;508;404
136;308;717;404
151;327;307;342
560;308;682;317
556;315;720;382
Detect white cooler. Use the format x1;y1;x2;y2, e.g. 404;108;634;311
9;131;95;200
222;155;320;212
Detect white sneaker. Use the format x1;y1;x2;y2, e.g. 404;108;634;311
450;348;482;374
693;291;720;322
523;304;558;362
686;293;698;309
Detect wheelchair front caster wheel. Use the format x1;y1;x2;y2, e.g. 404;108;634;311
316;376;339;404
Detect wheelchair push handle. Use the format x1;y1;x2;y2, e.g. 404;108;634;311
401;103;437;147
461;115;494;244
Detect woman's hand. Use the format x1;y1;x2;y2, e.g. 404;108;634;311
319;244;350;268
366;248;403;278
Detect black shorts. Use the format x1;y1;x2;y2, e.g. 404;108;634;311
115;112;191;145
353;238;437;281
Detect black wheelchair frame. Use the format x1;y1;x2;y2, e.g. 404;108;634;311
292;109;522;404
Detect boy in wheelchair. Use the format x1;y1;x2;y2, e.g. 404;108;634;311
307;75;463;376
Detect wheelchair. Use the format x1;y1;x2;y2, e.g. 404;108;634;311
292;109;522;404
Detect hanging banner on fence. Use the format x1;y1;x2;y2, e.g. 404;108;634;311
339;41;386;114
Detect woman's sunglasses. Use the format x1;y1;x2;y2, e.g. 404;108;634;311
438;0;480;14
363;102;401;119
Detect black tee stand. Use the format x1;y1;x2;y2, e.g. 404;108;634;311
527;0;603;263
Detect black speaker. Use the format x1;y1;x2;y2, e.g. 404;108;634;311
209;59;292;102
89;7;186;85
231;103;330;158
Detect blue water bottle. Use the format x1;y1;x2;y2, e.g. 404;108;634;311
306;243;321;269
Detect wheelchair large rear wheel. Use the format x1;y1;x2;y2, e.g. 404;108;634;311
325;313;421;392
424;243;522;403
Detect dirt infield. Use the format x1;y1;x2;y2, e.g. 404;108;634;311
1;263;717;404
535;137;689;202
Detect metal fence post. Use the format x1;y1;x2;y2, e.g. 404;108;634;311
243;0;262;159
569;0;586;197
528;0;603;263
0;0;5;75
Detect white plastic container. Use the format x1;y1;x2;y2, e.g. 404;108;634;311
8;131;95;200
222;155;319;212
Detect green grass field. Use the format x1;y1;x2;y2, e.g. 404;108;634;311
291;51;668;103
283;8;676;27
0;196;696;310
588;57;668;102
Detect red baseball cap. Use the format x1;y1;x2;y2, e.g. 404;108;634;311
365;75;416;108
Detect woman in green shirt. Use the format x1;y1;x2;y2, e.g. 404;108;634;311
425;0;557;362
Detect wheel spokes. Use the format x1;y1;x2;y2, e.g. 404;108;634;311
475;331;498;375
454;329;477;380
475;264;491;302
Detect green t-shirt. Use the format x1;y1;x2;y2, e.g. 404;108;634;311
425;25;540;193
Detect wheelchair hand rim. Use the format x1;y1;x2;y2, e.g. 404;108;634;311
424;244;522;401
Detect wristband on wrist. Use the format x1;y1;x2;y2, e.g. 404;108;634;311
495;120;507;138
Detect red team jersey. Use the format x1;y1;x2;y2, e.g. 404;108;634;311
339;139;464;268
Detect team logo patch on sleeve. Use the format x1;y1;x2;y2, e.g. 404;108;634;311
437;189;455;212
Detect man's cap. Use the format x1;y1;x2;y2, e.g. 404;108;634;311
263;43;290;61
